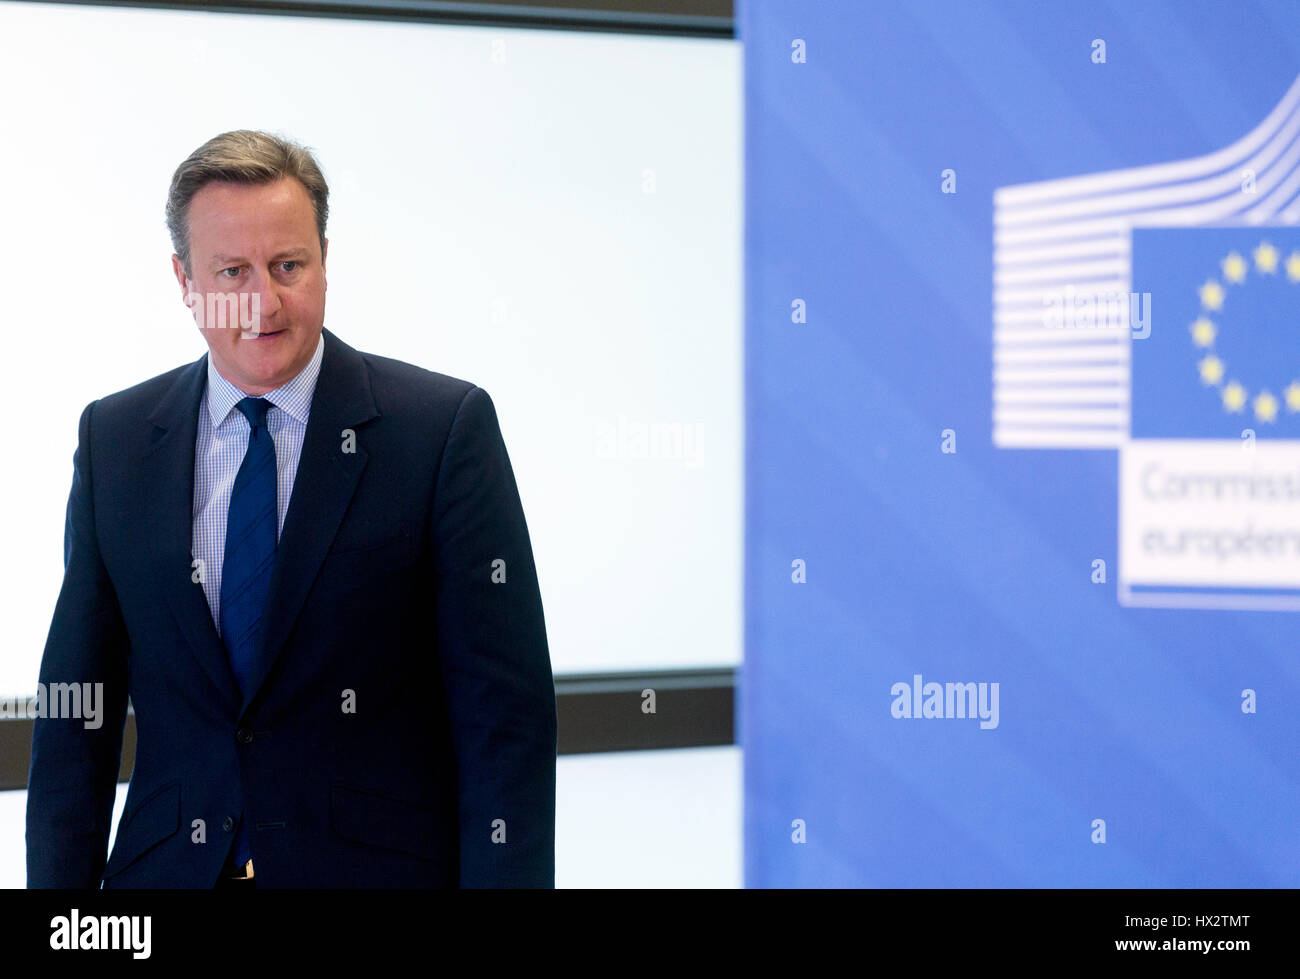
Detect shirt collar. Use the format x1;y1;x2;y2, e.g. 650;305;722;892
205;331;326;428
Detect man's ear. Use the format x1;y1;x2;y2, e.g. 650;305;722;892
174;255;203;324
321;237;328;290
172;254;191;298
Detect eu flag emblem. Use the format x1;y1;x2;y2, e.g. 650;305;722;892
1131;227;1300;439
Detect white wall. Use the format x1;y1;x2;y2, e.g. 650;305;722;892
0;1;742;689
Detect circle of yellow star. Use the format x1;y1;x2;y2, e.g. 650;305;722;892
1190;317;1217;347
1254;390;1280;423
1198;355;1225;385
1190;244;1299;425
1199;280;1225;310
1222;381;1247;412
1253;241;1279;274
1221;251;1248;284
1286;382;1300;412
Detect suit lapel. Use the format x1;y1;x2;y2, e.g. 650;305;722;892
145;353;242;710
242;328;378;713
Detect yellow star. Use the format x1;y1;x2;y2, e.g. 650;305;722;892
1287;252;1300;283
1198;355;1225;385
1286;382;1300;412
1221;251;1248;284
1255;390;1280;423
1254;241;1279;274
1199;280;1225;310
1190;317;1217;347
1222;381;1247;413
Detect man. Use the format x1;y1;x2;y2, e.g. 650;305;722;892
25;130;557;888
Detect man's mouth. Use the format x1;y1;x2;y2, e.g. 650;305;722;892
244;328;284;340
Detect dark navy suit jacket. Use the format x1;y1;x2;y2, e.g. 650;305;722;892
26;327;556;888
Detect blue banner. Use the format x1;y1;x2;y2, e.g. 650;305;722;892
741;0;1300;887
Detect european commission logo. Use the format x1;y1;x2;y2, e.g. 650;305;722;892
993;75;1300;611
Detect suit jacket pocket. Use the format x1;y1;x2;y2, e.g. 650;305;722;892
329;783;445;861
102;780;181;880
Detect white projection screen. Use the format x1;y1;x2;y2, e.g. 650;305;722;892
0;0;742;690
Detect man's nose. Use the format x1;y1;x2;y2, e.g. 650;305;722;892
242;267;283;327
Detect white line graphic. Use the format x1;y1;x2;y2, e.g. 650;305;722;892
992;74;1300;449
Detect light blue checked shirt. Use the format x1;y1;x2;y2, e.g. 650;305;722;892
193;332;325;634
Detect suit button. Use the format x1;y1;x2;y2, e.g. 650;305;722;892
236;728;254;744
222;816;235;833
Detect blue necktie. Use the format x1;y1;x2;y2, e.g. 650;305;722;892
219;396;277;869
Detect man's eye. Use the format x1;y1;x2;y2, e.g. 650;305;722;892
280;261;299;272
220;267;241;278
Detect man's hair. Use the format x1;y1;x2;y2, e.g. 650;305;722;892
166;130;329;277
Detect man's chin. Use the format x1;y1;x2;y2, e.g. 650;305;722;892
213;356;292;394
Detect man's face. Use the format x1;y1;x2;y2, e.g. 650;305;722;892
172;176;327;396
